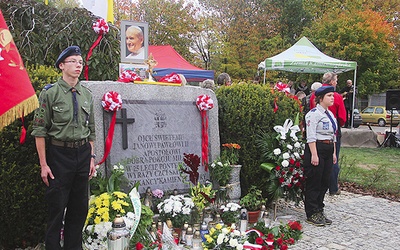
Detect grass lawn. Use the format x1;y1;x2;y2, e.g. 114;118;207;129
339;147;400;196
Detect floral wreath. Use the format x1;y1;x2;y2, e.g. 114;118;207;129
84;18;109;80
196;94;214;170
97;91;122;165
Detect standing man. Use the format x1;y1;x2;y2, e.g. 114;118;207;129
309;72;346;196
32;46;96;250
340;79;357;128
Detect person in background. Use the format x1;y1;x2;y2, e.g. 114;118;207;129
296;91;306;101
309;72;346;196
304;85;337;226
296;80;310;96
287;80;296;95
32;46;96;250
339;79;358;128
217;73;231;86
302;82;322;116
125;25;145;59
200;79;216;90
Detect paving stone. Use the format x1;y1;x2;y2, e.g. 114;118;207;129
273;191;400;249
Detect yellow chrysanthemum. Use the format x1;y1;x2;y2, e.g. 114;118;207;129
113;191;126;199
215;223;222;230
210;228;215;235
111;200;123;211
94;216;101;224
97;207;109;216
102;212;110;221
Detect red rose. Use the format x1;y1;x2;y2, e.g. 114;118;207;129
289;167;294;172
280;245;288;250
279;177;285;183
276;238;283;245
261;246;268;250
276;166;281;171
267;233;275;240
295;161;301;167
289;158;295;165
256;237;264;245
287;183;292;188
288;238;295;244
136;242;144;250
289;221;302;231
281;171;286;175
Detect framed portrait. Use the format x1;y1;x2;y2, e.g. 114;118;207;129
120;21;149;64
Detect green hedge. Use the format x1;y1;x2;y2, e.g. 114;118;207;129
215;83;302;195
0;65;60;249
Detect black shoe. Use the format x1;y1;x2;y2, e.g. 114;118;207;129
306;213;325;226
329;189;341;196
320;212;332;225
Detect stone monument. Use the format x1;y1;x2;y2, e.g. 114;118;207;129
84;81;219;193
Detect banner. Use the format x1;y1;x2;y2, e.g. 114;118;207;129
0;10;38;130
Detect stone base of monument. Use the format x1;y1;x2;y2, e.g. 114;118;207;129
227;165;241;202
341;128;378;148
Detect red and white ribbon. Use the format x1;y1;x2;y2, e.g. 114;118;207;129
84;19;109;80
196;95;214;170
274;82;290;94
118;70;142;83
97;91;122;165
159;72;182;84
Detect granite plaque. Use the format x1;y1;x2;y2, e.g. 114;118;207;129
84;82;219;194
106;99;208;193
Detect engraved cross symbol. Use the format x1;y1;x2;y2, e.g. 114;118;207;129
116;108;135;149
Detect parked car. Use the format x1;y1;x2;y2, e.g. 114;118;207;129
350;109;362;128
360;106;400;127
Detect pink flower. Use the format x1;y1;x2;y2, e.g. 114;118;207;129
152;189;164;198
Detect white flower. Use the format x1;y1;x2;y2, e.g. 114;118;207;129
287;144;293;150
273;148;281;155
119;164;124;170
113;165;118;170
237;244;244;250
282;152;290;159
229;238;238;247
222;227;230;234
233;229;241;236
294;142;301;148
218;161;223;167
294;152;300;159
282;160;289;167
217;234;225;244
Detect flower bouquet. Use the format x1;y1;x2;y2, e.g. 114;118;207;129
220;202;241;225
157;194;194;228
257;118;305;203
83;191;134;249
221;143;241;165
248;220;303;249
203;223;247;249
209;160;232;187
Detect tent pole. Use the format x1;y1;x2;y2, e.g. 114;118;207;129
351;66;357;129
263;64;266;85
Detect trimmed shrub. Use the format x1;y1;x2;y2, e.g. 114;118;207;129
215;83;302;195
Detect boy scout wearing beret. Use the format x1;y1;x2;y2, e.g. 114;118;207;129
32;46;96;250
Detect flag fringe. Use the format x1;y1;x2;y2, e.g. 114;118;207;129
0;94;39;130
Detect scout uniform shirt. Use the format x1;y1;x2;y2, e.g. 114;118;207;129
305;104;337;143
32;78;96;142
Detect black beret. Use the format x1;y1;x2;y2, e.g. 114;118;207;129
55;46;82;69
315;85;335;97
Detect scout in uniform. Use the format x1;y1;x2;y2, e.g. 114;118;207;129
32;46;96;250
304;85;337;227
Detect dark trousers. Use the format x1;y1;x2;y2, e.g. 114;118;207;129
45;142;91;250
329;136;341;194
304;142;334;218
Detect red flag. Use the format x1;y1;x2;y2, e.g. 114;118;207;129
0;10;38;130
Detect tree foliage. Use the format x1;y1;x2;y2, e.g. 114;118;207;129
303;7;399;96
1;0;121;81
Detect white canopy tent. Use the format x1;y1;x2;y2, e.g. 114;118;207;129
259;36;358;127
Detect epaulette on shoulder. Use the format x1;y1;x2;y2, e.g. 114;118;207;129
310;108;317;112
81;84;92;93
44;84;54;90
